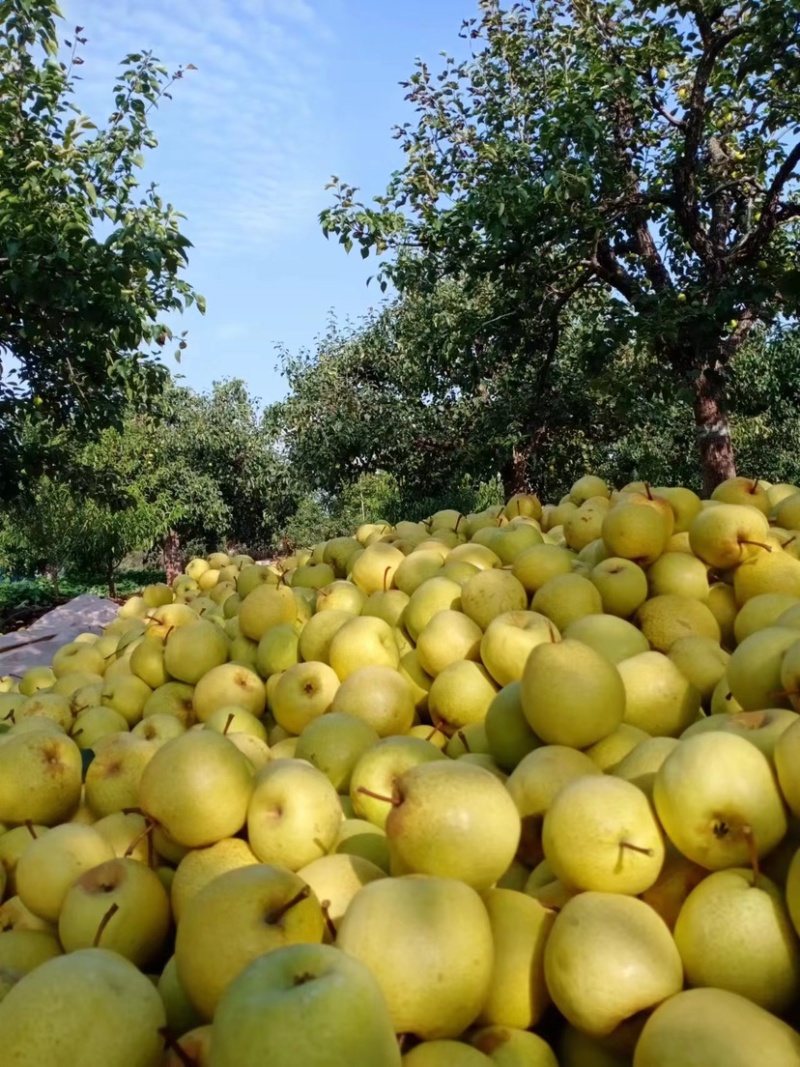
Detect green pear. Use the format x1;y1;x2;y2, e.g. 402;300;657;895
142;680;195;726
563;614;649;664
299;609;353;663
163;619;228;685
330;665;414;736
471;1026;558;1067
512;543;575;594
520;638;625;748
0;930;62;973
775;717;800;816
542;775;664;893
584;723;650;771
531;573;603;631
58;857;170;967
294;712;379;792
17;667;56;697
544;891;683;1037
617;651;701;736
734;593;800;644
336;874;493;1040
590;557;649;618
646;552;710;600
674;867;800;1013
484;682;542;772
403;1041;491;1066
394;551;446;595
71;705;129;749
682;708;798;760
256;622;301;677
191;662;266;722
0;732;82;825
611;736;680;799
383;760;520;890
0;947;166;1066
247;759;342;870
158;954;204;1039
633;986;800;1066
654;732;787;869
506;745;601;866
85;733;156;817
210;943;401;1067
175;863;325;1020
334;818;391;872
139;730;253;847
429;660;499;731
667;635;729;704
15;824;114;922
460;569;528;629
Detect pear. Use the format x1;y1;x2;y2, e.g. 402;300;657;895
210;943;401;1067
15;824;114;922
0;948;166;1066
734;549;800;604
297;853;386;933
0;930;62;973
403;1042;491;1066
726;626;798;709
520;638;625;748
328;616;400;679
647;552;710;601
559;1026;632;1067
667;635;729;704
415;610;481;676
673;867;800;1013
633;986;800;1066
484;682;542;772
315;579;367;614
403;576;463;640
350;542;405;595
139;730;253;848
531;573;603;630
298;609;353;663
543;774;664;893
543;891;683;1037
734;593;800;643
506;745;601;866
639;842;708;930
85;734;156;817
330;665;414;736
590;557;649;618
362;589;411;627
171;837;260;921
71;705;129;749
247;759;342;870
706;581;738;648
58;857;171;967
601;503;670;566
270;661;340;735
511;543;574;594
460;568;528;629
563;614;649;664
175;863;325;1020
471;1026;558;1067
775;718;800;817
617;651;701;736
654;731;787;869
429;660;499;731
611;736;680;799
689;503;771;570
584;723;650;771
191;662;266;721
383;760;520;890
336;874;493;1040
635;594;720;653
0;732;82;825
256;622;301;677
477;888;554;1030
334;818;391;872
682;708;798;760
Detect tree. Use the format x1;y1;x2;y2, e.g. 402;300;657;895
0;0;203;494
321;0;800;493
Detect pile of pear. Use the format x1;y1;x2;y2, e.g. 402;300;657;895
2;474;800;1066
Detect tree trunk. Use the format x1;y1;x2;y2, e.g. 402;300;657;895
107;565;117;601
162;529;182;586
501;446;531;499
692;367;737;496
47;565;60;600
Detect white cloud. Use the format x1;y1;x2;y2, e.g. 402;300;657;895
58;0;336;258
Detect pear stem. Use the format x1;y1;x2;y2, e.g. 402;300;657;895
94;902;119;946
739;539;772;552
222;713;235;735
159;1028;197;1067
457;729;471;753
425;725;445;743
124;817;156;862
620;841;655;857
320;899;337;941
357;786;400;806
268;885;310;924
24;820;38;839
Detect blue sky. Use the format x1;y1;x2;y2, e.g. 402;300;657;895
58;0;476;407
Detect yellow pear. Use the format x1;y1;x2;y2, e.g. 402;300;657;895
512;543;574;594
611;736;680;799
563;614;649;664
584;723;650;771
175;863;325;1020
775;718;800;817
417;610;482;676
544;891;682;1037
336;874;493;1040
460;569;528;629
636;594;720;652
330;665;414;736
429;660;499;731
689;503;770;569
667;635;729;704
734;592;800;643
349;736;446;829
297;853;386;934
654;731;787;869
0;732;82;825
139;731;253;848
191;662;266;722
270;661;340;735
531;573;603;630
542;775;664;893
734;549;800;604
617;651;701;736
727;626;798;709
85;733;156;817
171;837;260;921
647;552;710;601
601;504;670;566
673;867;800;1013
328;616;400;680
633;986;800;1066
521;639;625;748
590;557;649;617
15;824;114;921
472;1026;558;1067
